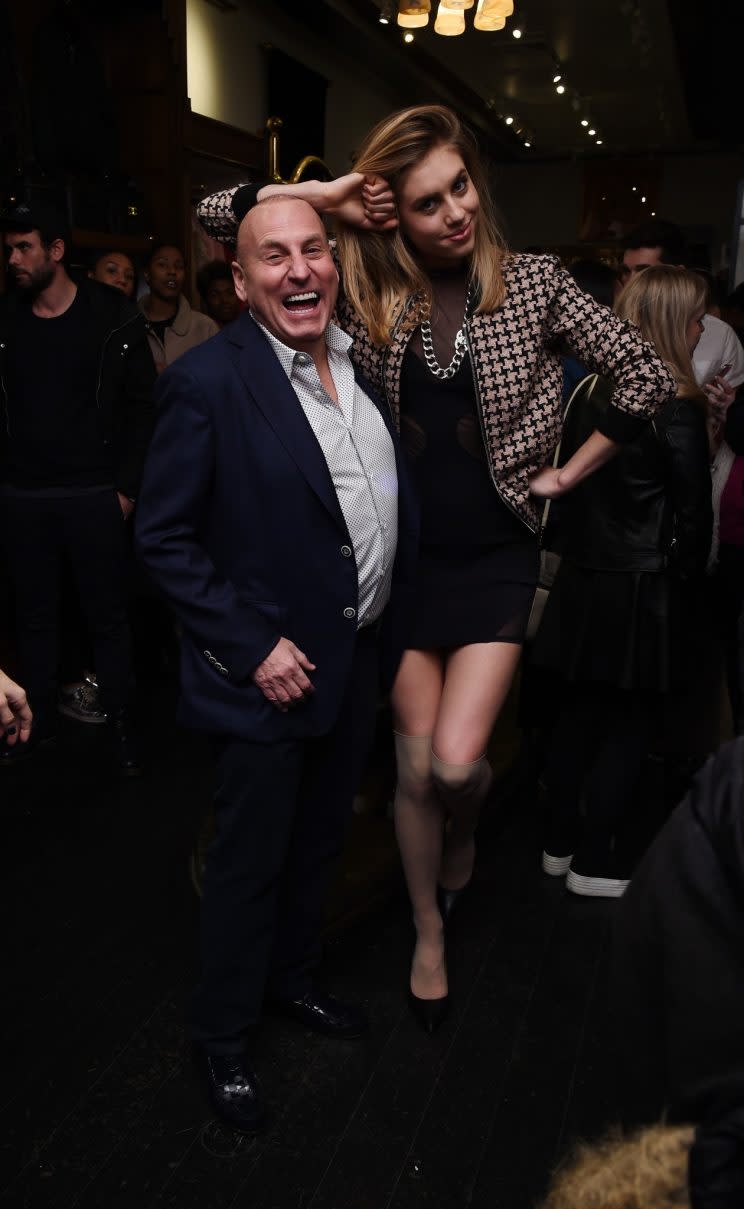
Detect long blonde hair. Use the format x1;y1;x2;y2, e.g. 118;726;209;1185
335;105;509;346
615;266;707;400
542;1124;694;1209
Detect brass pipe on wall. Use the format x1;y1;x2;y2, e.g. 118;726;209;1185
266;117;332;184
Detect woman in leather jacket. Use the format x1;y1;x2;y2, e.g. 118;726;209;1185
196;106;676;1027
532;266;714;897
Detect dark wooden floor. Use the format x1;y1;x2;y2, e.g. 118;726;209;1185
2;684;627;1209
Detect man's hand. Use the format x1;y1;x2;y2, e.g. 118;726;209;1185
0;670;32;745
252;638;316;712
117;492;135;520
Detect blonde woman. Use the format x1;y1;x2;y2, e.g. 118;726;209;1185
197;106;676;1028
532;266;714;896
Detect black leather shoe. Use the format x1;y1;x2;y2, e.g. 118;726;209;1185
108;709;143;778
0;729;55;769
268;989;369;1039
193;1049;266;1134
408;990;449;1034
436;880;470;926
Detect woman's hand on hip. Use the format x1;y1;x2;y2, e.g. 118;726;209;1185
529;466;567;499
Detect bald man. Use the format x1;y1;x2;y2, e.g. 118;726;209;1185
135;198;417;1131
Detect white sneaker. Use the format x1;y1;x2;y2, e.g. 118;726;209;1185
541;851;573;877
566;869;630;898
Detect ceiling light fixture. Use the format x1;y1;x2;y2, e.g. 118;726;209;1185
553;73;562;83
397;0;430;27
512;24;523;37
474;10;505;28
434;2;465;34
641;195;646;202
556;84;565;94
588;127;596;136
403;30;415;40
505;115;514;125
581;119;589;127
596;139;603;145
524;140;531;147
473;0;513;31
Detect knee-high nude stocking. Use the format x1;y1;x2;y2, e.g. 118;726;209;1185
431;752;492;891
393;732;447;1000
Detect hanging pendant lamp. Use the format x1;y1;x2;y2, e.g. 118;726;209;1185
397;0;431;27
434;2;466;35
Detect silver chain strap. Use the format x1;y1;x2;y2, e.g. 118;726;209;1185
419;284;473;380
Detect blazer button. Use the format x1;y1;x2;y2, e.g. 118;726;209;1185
341;545;352;557
343;607;356;619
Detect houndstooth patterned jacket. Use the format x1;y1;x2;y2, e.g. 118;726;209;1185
197;186;677;531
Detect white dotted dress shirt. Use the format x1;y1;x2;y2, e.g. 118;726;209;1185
256;319;399;627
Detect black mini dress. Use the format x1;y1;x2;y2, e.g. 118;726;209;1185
400;290;538;650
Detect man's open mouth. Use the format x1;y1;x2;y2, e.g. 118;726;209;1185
283;291;320;314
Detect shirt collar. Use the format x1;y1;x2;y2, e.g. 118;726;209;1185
252;314;352;380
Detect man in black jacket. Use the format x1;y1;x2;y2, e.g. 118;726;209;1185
0;202;156;771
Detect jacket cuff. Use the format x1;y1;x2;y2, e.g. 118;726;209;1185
232;184;263;222
596;406;650;443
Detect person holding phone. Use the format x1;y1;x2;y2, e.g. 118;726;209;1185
710;370;744;733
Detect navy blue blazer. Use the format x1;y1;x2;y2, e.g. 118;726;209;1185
135;312;418;741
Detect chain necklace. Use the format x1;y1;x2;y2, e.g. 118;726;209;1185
419;284;473;380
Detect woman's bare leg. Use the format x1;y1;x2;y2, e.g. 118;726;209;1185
432;642;522;891
392;650;447;1000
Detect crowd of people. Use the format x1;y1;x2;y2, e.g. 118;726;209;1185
2;103;744;1201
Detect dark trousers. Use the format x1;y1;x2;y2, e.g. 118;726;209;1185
1;490;132;730
543;683;659;858
189;628;380;1054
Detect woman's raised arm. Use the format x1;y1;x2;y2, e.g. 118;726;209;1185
196;175;396;243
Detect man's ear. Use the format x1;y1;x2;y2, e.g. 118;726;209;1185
232;260;249;304
49;237;66;265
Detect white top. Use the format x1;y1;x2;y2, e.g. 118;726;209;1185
693;312;744;390
256;319;399;628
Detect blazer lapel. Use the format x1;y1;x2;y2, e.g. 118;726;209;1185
229;316;347;531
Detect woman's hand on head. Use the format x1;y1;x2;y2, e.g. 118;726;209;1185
321;172;397;230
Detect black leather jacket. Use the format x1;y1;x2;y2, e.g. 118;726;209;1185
557;375;712;577
0;278;156;498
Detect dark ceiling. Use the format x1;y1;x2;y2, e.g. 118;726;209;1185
281;0;742;162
